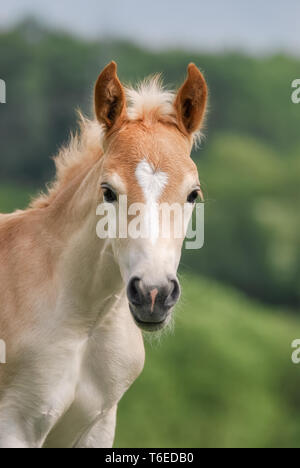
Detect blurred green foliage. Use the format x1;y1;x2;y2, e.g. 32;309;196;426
0;183;33;213
184;134;300;307
0;19;299;308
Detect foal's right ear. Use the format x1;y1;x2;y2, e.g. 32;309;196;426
94;61;127;131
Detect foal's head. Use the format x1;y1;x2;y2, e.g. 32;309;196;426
95;62;207;331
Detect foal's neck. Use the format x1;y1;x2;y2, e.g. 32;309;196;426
43;157;124;328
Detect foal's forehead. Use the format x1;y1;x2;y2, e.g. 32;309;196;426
103;122;198;191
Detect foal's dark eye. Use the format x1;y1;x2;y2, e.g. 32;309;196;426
187;190;199;204
103;188;117;203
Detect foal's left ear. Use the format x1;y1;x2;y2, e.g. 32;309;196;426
174;63;208;136
94;61;127;131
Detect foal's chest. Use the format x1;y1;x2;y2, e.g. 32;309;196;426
44;304;145;447
79;313;145;409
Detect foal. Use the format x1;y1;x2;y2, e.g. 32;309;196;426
0;62;207;448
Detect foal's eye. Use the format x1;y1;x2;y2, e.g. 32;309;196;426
187;190;199;204
103;188;117;203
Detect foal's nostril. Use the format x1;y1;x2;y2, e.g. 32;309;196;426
165;278;181;308
127;277;142;306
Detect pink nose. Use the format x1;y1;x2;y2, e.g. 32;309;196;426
150;288;159;313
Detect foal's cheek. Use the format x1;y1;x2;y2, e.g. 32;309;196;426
174;243;185;271
111;240;135;284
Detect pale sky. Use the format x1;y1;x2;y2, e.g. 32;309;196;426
0;0;299;54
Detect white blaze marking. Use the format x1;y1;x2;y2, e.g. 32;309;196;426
135;159;168;244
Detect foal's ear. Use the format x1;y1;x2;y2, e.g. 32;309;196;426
174;63;208;136
94;61;126;131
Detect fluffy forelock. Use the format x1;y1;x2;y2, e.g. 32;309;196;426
126;75;204;146
126;75;177;125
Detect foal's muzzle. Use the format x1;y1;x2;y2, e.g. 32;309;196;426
127;276;181;331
